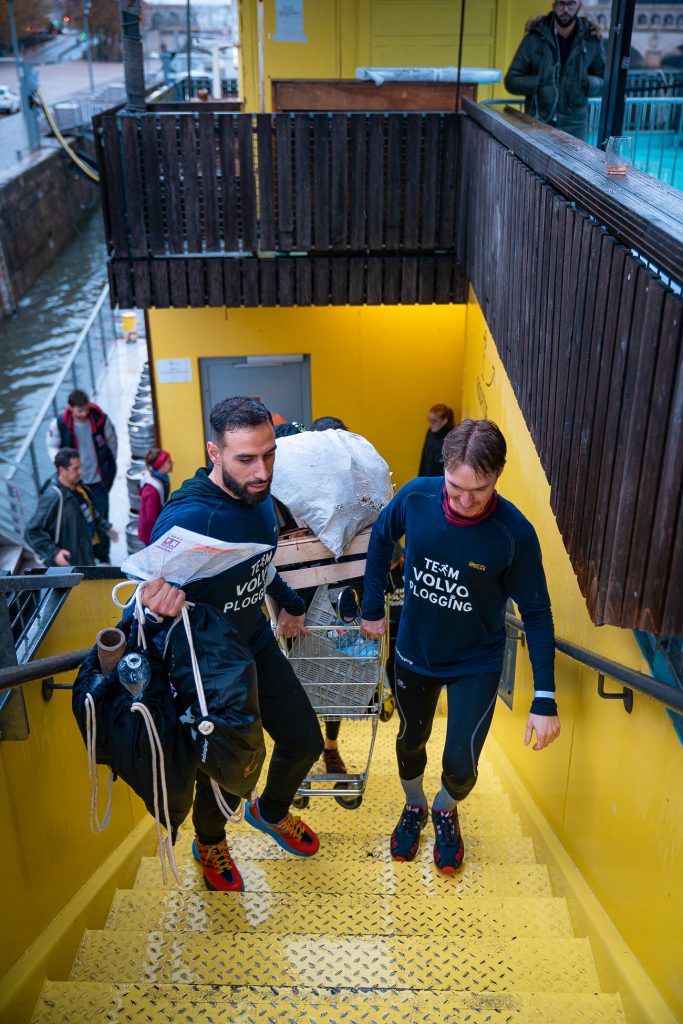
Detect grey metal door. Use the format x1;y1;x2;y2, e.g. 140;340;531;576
199;355;311;441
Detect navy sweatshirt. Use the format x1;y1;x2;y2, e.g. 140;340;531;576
151;468;305;654
362;477;556;711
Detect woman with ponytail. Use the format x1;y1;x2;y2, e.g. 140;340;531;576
418;404;454;477
138;449;173;545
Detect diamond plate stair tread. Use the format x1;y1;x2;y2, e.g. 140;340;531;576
170;827;536;864
108;890;571;936
299;790;514;821
70;932;600;990
135;856;552;896
32;982;627;1024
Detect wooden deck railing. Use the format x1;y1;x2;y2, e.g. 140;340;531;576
94;109;465;308
459;101;683;636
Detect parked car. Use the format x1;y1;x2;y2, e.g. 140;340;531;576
0;86;20;115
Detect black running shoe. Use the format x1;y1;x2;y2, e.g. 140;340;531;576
390;804;428;861
432;806;465;873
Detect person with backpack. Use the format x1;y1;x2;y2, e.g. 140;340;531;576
137;448;173;546
46;389;118;562
25;448;118;566
142;397;324;893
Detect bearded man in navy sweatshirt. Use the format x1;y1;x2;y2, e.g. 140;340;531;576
361;419;560;872
142;397;324;892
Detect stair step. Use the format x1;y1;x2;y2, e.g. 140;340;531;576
33;981;628;1024
108;890;570;937
70;932;600;990
135;855;551;896
170;826;536;864
297;789;515;825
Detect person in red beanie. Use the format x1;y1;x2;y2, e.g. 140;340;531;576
138;448;173;545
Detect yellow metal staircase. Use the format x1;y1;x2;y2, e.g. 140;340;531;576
30;719;626;1023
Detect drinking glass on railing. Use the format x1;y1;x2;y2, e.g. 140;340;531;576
605;136;632;175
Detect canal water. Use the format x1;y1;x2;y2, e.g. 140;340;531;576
0;212;108;458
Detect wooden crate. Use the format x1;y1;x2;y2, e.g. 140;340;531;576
272;528;371;590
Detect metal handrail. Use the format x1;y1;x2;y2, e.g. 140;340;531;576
0;648;90;692
506;614;683;715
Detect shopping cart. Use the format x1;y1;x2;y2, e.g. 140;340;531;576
268;527;392;809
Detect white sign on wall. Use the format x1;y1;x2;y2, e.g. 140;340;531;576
273;0;307;42
157;358;193;384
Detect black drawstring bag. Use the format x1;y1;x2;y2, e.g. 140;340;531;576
164;602;266;799
72;617;197;835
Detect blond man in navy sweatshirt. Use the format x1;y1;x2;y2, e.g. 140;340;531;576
362;419;560;872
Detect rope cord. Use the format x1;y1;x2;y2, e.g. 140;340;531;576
34;90;100;183
84;692;113;832
130;700;180;885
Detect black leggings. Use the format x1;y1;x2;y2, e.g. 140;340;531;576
193;633;324;843
394;666;500;802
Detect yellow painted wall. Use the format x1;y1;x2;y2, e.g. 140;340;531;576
0;580;147;997
148;304;465;490
238;0;540;111
463;296;683;1018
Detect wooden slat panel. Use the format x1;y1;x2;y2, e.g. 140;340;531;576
625;292;683;628
111;261;133;308
349;115;367;250
150;260;170;308
384;115;402;249
420;114;439;249
294;114;312;249
313;116;330;250
401;257;418;303
139;116;165;255
218;115;239;251
273;527;370;567
260;259;277;306
120;116;147;258
256;114;275;251
278;559;367;590
295;258;312;306
602;275;667;624
384;257;400;304
330;259;348;305
348;257;365;304
366;116;385;249
206;262;224;306
330;114;349;248
278;260;295;306
198;112;220;251
237;114;257;251
167;260;188;307
159;116;184;254
417;256;435;304
242;258;259;306
403;115;421;250
312;259;330;305
101;115;130;257
660;497;683;636
223;260;242;306
275;114;294;250
366;258;382;304
437;115;458;250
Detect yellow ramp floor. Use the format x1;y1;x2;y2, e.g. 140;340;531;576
31;717;626;1023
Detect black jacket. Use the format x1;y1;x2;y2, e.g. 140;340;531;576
504;14;605;139
418;423;450;477
25;478;110;566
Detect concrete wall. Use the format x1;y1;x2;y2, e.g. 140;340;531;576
0;144;100;317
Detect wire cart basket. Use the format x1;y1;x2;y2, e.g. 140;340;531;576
268;527;392;809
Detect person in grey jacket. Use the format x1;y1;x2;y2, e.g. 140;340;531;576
25;449;118;567
504;2;605;140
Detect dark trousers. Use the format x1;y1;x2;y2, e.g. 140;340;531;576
193;633;324;843
394;665;501;802
88;481;110;562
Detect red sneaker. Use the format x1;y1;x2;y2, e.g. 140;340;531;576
192;837;244;891
245;798;320;856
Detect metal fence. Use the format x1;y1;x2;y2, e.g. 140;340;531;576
0;286;119;541
482;97;683;191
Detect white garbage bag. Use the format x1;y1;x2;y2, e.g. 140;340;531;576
271;430;393;557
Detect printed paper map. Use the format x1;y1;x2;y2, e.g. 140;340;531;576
120;526;272;586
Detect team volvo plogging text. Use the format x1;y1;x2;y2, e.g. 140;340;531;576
223;551;273;613
409;557;473;612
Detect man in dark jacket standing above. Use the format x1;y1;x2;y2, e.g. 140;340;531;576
143;397;324;893
504;1;605;140
46;389;118;562
361;420;560;874
25;448;118;566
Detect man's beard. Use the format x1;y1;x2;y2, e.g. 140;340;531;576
220;465;272;505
